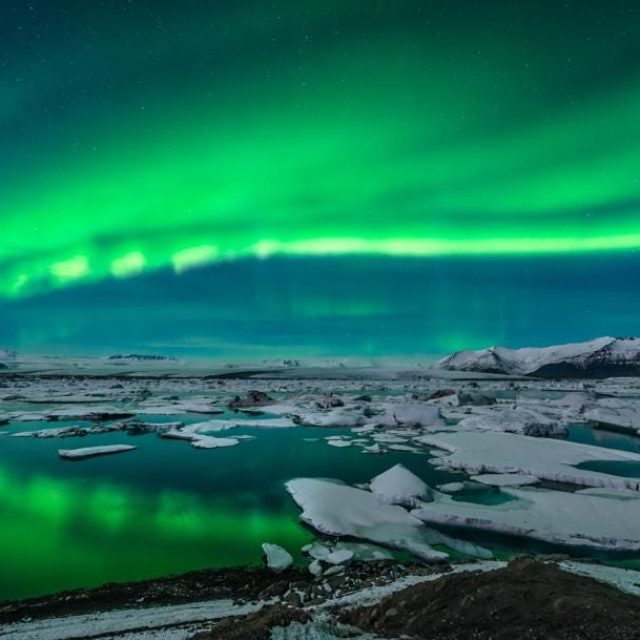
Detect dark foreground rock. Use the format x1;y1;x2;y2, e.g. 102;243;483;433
340;558;640;640
3;559;640;639
0;560;422;625
192;605;310;640
0;567;305;624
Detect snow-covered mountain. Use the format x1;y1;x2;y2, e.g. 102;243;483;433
437;337;640;378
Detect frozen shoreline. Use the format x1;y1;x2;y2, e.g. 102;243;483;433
2;558;639;640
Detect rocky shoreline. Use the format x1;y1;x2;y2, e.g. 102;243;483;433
0;559;431;625
3;557;640;639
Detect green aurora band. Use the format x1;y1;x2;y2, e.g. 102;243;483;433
2;1;640;298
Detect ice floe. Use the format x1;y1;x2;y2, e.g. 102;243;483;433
416;431;640;490
413;486;640;551
286;476;491;561
58;444;137;460
454;407;567;437
262;543;293;573
370;464;431;507
470;473;540;487
190;435;240;449
585;401;640;435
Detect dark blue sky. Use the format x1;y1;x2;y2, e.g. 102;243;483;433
2;254;638;358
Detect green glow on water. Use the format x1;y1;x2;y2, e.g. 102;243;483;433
0;463;313;600
1;422;640;600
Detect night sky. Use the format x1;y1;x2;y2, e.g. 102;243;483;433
1;1;640;357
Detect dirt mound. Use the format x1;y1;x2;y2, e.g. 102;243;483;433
340;558;640;640
192;605;309;640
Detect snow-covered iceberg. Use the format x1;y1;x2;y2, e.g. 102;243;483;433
455;407;566;437
285;477;491;561
412;486;640;551
585;401;640;435
370;464;431;507
415;431;640;491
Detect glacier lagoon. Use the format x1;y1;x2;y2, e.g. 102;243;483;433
2;409;640;601
0;417;462;600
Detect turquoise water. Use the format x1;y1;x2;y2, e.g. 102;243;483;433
576;460;640;478
568;424;640;454
1;418;639;601
0;417;468;601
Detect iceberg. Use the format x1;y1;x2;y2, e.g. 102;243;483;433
58;445;137;460
415;431;640;490
471;473;539;487
261;543;293;573
455;407;567;437
413;486;640;551
190;435;240;449
370;464;431;507
286;477;491;561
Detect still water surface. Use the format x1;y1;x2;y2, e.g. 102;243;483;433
0;418;638;600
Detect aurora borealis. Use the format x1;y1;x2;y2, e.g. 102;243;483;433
2;1;640;354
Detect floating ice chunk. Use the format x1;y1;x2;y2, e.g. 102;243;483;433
575;487;640;499
371;434;409;444
161;429;197;441
415;431;640;491
190;435;240;449
351;424;377;434
12;425;88;438
286;477;447;561
370;464;431;507
332;542;394;561
294;408;365;427
455;407;566;437
259;402;299;415
181;403;225;414
437;482;467;493
471;473;540;487
11;412;49;422
262;543;293;573
326;439;352;448
325;549;354;565
388;444;423;453
183;420;238;434
520;391;589;415
303;540;393;564
183;417;294;434
362;443;384;454
413;486;640;551
303;542;332;560
585;404;640;435
58;445;136;460
286;477;490;561
28;406;134;421
375;402;444;428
